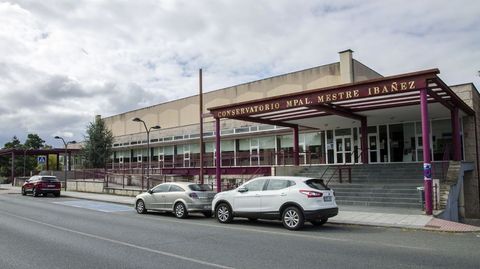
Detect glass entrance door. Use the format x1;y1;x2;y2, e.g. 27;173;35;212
335;136;352;164
250;139;259;166
416;135;423;162
368;134;379;163
158;152;164;168
184;151;190;167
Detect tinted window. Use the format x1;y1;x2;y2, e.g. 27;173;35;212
169;185;185;192
152;184;170;193
265;180;293;191
188;184;212;191
244;179;267;191
41;177;59;182
305;179;329;190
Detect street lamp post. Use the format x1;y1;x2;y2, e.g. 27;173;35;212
54;136;76;191
132;117;161;190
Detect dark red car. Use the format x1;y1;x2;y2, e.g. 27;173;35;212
22;176;61;197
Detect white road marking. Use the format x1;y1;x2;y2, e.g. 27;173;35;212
1;210;235;269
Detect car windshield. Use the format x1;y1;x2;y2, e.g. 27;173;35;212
188;184;212;191
41;177;59;182
305;179;330;190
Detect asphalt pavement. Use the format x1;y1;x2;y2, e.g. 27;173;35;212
2;184;480;232
1;191;480;269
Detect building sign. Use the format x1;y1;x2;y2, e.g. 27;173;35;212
212;77;426;118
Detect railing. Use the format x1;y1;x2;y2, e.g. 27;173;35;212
106;148;375;189
322;150;365;185
109;150;330;170
441;144;451;181
72;168;106;181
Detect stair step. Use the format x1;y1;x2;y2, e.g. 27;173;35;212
336;200;422;209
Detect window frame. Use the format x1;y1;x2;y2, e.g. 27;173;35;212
152;184;170;193
265;179;294;191
243;178;268;192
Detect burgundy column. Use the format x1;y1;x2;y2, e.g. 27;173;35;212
215;118;222;192
293;126;300;166
420;89;433;215
11;152;15;185
451;107;462;161
360;118;368;164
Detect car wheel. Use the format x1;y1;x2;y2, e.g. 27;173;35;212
282;206;304;230
21;188;26;196
136;200;147;214
248;218;258;222
216;203;233;223
311;218;328;226
32;188;39;197
203;211;213;218
174;202;188;219
54;192;61;197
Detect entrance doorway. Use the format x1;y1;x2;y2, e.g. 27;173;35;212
368;133;379;163
250;139;259;166
334;136;353;164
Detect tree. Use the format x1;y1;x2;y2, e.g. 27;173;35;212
82;117;114;168
4;136;21;149
0;136;24;178
23;133;47;175
0;134;48;178
24;134;46;149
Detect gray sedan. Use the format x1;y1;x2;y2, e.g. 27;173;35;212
135;182;216;218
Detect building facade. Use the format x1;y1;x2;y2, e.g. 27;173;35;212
103;50;480;217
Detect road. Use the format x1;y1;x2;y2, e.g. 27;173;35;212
1;192;479;269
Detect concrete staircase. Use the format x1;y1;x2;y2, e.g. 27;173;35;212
295;164;437;209
439;161;461;209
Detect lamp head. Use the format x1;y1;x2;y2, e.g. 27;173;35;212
54;136;61;139
132;117;142;122
152;125;161;130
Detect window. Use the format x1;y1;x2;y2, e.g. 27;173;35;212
244;179;267;191
305;179;329;190
188;184;212;191
152;184;170;193
41;176;58;182
169;185;184;192
265;179;293;191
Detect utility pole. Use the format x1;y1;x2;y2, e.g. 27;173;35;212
199;68;204;184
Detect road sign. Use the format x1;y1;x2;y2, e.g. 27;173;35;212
37;156;46;164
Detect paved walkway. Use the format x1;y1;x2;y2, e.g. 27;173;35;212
2;184;479;233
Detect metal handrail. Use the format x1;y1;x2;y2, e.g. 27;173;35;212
323;149;365;186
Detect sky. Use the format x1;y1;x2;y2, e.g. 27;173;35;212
0;0;479;147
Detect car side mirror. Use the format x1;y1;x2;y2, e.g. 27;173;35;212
148;189;153;194
238;187;248;193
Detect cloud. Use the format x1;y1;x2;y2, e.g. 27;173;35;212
0;0;479;146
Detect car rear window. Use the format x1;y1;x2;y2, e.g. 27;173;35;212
41;177;59;182
305;179;330;190
188;184;212;191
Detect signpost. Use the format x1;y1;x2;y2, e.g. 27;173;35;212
37;156;46;164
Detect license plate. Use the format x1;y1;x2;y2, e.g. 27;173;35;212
204;206;211;210
324;196;332;202
48;185;55;188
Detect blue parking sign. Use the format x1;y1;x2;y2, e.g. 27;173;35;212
37;156;46;164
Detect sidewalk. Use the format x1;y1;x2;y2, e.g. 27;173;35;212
2;184;479;233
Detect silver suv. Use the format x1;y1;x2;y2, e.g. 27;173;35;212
212;176;338;230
